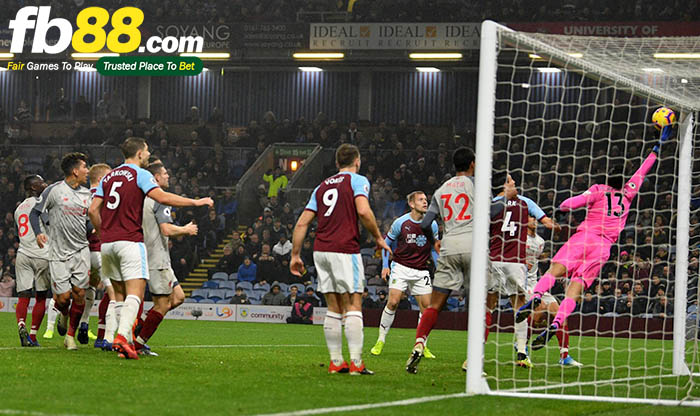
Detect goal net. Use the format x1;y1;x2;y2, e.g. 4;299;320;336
466;21;700;406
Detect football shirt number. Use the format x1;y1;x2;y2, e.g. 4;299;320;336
17;213;29;237
501;211;518;236
322;188;338;217
440;193;471;221
106;182;123;210
605;192;624;217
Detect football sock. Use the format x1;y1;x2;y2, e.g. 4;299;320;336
532;273;557;299
418;312;428;347
16;297;29;325
323;311;343;365
105;301;117;343
136;301;145;328
80;286;96;325
45;298;58;331
67;301;85;337
117;295;141;343
97;295;110;339
415;307;438;346
344;311;364;366
30;295;46;341
557;324;570;358
515;319;528;354
484;310;492;342
553;298;577;328
135;309;164;349
377;306;395;343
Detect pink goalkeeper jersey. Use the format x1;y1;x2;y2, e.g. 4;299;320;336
559;153;657;243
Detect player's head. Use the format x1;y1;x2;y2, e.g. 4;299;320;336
527;215;537;232
148;155;162;165
335;143;361;171
88;163;111;188
407;191;428;214
147;162;169;189
61;152;89;183
453;147;475;173
23;174;46;197
120;137;150;168
606;166;624;189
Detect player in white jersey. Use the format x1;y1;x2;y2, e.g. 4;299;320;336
14;175;49;346
406;147;517;374
524;216;582;367
30;153;92;351
133;162;196;355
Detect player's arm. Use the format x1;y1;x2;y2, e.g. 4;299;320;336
421;195;440;241
88;197;103;235
430;221;440;263
356;196;391;254
559;187;599;212
290;209;315;276
381;235;398;280
148;188;213;208
519;195;561;232
159;222;197;237
30;184;55;248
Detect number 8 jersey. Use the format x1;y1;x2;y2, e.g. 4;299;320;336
305;172;370;254
428;175;475;256
15;196;49;259
95;163;159;244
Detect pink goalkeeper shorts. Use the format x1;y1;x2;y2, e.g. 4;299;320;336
551;231;612;289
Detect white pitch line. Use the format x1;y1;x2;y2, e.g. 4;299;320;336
251;393;469;416
506;372;683;393
0;344;322;351
0;409;95;416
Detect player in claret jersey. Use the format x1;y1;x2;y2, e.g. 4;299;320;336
517;127;672;349
89;137;213;360
370;190;440;358
290;144;391;375
14;175;49;346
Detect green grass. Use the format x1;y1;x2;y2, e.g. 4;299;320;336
0;312;698;415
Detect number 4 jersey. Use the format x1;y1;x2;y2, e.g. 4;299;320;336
95;163;159;244
305;172;370;254
490;195;546;264
15;197;49;259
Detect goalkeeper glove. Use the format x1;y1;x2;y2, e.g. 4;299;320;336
653;125;673;154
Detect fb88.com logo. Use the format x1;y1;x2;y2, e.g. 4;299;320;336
9;6;203;54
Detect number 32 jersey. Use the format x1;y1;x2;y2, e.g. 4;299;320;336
95;163;159;244
15;197;49;259
428;175;475;256
305;172;370;254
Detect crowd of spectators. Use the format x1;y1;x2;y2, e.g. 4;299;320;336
0;1;695;24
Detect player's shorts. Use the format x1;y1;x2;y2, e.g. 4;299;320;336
552;231;612;289
101;241;149;282
433;252;471;292
487;261;528;296
15;252;50;293
526;274;558;304
148;268;177;296
313;251;364;294
89;250;110;287
49;247;90;294
388;262;432;296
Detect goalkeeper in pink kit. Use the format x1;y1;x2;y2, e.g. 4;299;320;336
517;126;672;350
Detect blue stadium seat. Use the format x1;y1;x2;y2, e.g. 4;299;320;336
228;273;238;281
191;289;209;298
243;288;255;299
184;298;198;303
254;282;270;292
367;286;378;297
446;297;459;311
190;296;204;302
237;281;253;291
278;283;289;294
202;280;219;289
200;298;217;304
218;281;236;291
217;298;230;304
211;272;228;281
360;248;375;257
208;289;227;300
223;289;234;299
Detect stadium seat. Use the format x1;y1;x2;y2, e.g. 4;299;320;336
191;289;209;298
446;297;459;312
223;289;234;299
254;282;270;292
367;286;377;296
243;289;255;299
184;298;198;303
217;298;230;304
190;296;204;302
360;248;375;257
253;288;267;298
228;273;238;281
212;272;228;281
202;280;219;289
200;298;217;304
219;281;236;290
237;281;253;291
208;289;227;299
365;264;379;277
278;283;289;293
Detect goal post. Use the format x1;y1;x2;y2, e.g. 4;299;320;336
467;20;700;406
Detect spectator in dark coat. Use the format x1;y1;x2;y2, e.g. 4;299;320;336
580;292;599;315
283;285;302;306
286;297;313;324
652;295;674;318
262;283;286;306
229;287;249;304
361;288;378;309
215;245;238;275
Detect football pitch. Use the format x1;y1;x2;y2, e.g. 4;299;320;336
0;312;698;416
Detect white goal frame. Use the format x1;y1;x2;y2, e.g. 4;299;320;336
466;20;699;406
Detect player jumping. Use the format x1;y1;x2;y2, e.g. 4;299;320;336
370;190;440;358
517;129;671;349
133;161;196;355
30;153;92;351
291;144;391;375
406;147;517;374
14;175;49;347
89;137;213;360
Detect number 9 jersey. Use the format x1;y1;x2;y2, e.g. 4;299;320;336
429;175;475;256
305;172;370;254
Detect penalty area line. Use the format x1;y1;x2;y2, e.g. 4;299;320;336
251;393;469;416
0;409;96;416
